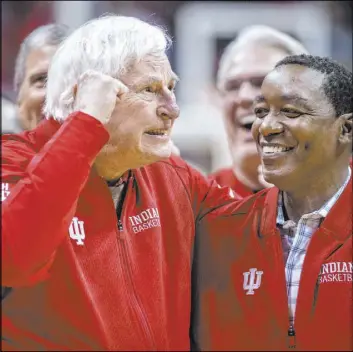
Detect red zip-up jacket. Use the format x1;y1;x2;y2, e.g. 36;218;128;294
1;112;237;351
191;181;352;351
209;168;254;198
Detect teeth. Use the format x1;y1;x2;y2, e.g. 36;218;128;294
146;129;167;136
263;145;291;154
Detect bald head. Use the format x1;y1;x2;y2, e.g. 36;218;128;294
217;25;308;90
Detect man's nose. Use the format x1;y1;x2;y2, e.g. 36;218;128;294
259;113;284;137
157;103;180;121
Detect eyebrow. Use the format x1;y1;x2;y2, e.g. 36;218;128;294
137;72;179;86
29;71;48;82
171;72;180;82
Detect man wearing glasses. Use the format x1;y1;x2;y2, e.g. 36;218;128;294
210;25;308;196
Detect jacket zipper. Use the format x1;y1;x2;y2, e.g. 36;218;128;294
273;229;297;350
115;176;156;350
287;324;296;349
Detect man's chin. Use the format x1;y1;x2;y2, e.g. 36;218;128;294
96;140;172;171
141;143;172;162
261;165;297;190
141;137;172;158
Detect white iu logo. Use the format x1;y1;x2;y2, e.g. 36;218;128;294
1;183;10;201
69;217;85;245
243;268;263;295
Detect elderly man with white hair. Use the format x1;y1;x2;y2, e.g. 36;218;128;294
1;15;236;351
210;25;308;196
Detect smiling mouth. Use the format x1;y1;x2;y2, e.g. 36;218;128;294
144;129;169;137
261;144;295;155
234;113;255;131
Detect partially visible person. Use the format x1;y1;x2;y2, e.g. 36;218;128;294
1;96;21;134
14;23;70;131
192;55;352;351
210;25;308;197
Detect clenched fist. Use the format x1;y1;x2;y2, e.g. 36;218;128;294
74;70;129;125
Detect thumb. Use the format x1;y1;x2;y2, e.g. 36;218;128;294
115;80;129;97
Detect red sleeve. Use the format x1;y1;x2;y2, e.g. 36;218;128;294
1;112;109;287
184;162;242;221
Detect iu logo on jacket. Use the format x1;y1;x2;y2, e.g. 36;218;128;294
69;217;86;245
243;268;264;295
1;183;10;201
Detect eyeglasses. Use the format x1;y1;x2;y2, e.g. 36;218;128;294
241;122;254;131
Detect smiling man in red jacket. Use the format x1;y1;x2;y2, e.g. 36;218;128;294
1;15;238;351
191;54;352;351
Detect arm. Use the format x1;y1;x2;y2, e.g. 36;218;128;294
1;70;128;288
1;113;109;287
185;162;242;221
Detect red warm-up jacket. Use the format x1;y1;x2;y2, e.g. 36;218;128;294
209;168;254;198
191;181;352;351
1;112;237;351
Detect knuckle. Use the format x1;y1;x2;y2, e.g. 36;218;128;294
83;69;93;77
80;70;95;84
102;75;113;85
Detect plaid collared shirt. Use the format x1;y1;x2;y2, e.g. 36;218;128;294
276;167;351;328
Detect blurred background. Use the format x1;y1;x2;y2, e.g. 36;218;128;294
2;1;352;173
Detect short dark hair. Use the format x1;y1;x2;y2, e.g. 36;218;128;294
275;54;353;117
14;23;71;93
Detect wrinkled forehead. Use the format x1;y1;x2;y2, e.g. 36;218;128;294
262;65;326;102
125;54;177;85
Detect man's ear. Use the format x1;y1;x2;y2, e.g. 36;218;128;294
339;112;352;144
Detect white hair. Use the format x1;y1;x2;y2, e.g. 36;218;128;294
217;25;309;90
44;15;172;121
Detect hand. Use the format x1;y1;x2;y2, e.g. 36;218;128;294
74;70;129;125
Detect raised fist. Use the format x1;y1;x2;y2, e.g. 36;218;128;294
74;70;129;125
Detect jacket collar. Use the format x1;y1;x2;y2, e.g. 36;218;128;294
261;174;352;242
105;169;132;187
